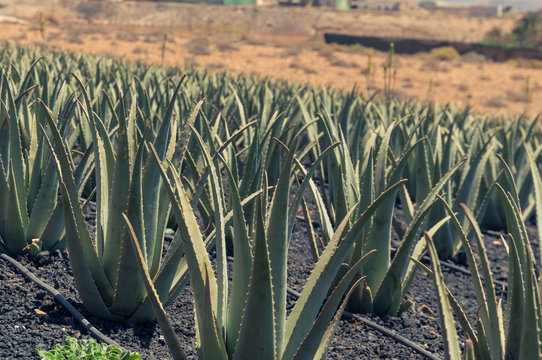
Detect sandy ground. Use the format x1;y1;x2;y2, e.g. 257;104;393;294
0;3;540;117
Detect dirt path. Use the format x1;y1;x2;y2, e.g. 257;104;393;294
0;4;540;117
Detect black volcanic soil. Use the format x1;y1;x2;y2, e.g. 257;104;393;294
1;210;533;360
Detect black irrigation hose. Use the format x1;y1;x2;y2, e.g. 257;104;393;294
341;311;441;360
0;253;122;349
285;287;441;360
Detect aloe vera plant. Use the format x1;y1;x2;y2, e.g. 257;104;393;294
0;63;79;256
418;232;473;360
419;173;542;360
41;77;197;322
121;127;408;359
303;108;468;315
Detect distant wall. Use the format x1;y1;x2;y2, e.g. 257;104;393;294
324;33;542;61
130;0;255;4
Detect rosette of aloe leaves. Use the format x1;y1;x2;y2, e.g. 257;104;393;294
42;76;199;323
123;124;406;359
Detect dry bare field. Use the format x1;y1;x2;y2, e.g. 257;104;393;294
0;0;541;117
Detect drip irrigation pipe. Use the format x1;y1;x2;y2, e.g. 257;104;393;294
341;311;441;360
0;253;122;349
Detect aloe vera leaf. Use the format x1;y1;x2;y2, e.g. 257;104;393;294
411;256;481;357
318;111;351;224
194;187;266;264
363;125;419;293
505;232;525;359
133;76;152;123
265;138;296;354
525;145;542;274
122;213;187;360
101;97;133;286
39;201;66;250
2;71;26;199
141;88;186;278
353;149;373;260
495;154;521;211
152;150;227;359
74;75;115;260
519;255;542;360
475;168;501;223
311;174;335;244
185;150;213;226
373;158;465;315
233;197;276;360
173;164;227;360
40;109;116;318
190;124;228;335
449;293;481;359
6;162;27;254
497;184;533;277
14;57;41;114
357;146;374;214
424;232;462;360
0;159;9;244
415;137;432;205
293;250;376;360
362;173;398;292
2;75;28;236
230;84;248;128
463;339;476;360
461;204;505;358
133;191;193;318
374;121;396;195
72;142;95;193
37;105;83;250
213;120;259;164
475;318;491;360
223;160;252;356
394;140;423;224
26;118;45;215
109;137;147;320
282;180;406;359
338;129;359;210
25;155;59;241
456;146;493;214
238;128;263;197
443;145;492;257
441;198;501;356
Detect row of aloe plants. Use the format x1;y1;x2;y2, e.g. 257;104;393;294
0;44;541;358
423;162;542;359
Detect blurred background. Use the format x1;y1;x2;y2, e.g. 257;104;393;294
0;0;541;116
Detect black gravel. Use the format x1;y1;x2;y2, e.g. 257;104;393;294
0;216;536;359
